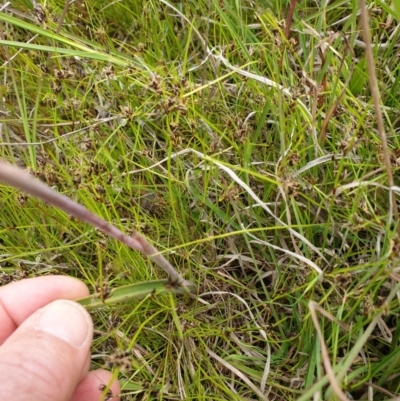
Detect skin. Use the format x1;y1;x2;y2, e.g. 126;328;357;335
0;275;120;401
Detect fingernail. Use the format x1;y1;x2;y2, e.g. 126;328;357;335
35;300;92;348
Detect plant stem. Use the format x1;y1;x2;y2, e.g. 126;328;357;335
0;159;190;287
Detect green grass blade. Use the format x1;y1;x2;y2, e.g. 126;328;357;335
76;279;187;310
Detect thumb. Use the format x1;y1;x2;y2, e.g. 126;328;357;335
0;300;93;401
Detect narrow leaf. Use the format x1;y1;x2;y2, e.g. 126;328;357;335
76;279;182;310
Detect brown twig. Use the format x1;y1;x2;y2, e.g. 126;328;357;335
44;0;71;64
279;0;297;68
358;0;399;226
56;0;72;34
284;0;296;40
0;159;190;287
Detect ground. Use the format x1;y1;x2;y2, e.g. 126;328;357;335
1;0;400;400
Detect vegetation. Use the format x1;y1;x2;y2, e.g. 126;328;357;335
1;0;400;399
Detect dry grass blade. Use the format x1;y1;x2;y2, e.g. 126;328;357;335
358;0;399;226
206;348;269;401
0;159;190;287
199;290;271;393
310;302;350;332
0;117;120;146
309;301;350;401
246;228;323;278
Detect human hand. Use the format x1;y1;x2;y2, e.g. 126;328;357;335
0;275;120;401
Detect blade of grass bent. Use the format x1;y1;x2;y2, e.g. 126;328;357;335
0;160;190;287
0;40;127;65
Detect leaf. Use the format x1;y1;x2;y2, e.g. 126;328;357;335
76;279;188;310
393;0;400;22
349;57;368;95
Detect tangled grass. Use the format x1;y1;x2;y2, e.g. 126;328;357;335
1;0;400;399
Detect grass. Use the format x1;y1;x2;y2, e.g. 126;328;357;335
1;0;400;399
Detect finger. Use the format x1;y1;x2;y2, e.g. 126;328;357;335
0;275;89;343
0;300;93;401
71;369;121;401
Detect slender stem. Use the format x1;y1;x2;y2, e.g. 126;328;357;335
359;0;399;226
309;302;349;401
0;159;190;287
